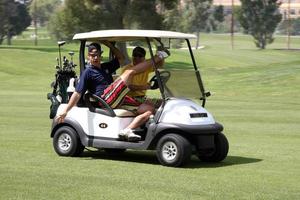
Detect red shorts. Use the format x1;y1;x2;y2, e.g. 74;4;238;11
101;78;140;108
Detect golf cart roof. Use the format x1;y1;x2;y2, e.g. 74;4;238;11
73;29;196;41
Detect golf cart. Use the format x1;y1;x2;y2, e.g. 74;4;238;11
47;30;229;167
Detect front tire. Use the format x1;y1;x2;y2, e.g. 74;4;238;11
53;126;84;157
197;132;229;162
156;134;192;167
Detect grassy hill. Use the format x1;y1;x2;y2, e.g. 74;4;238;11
0;33;299;200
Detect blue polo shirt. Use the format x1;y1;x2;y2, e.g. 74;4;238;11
76;58;120;96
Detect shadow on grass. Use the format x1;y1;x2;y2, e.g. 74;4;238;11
274;48;300;51
81;149;160;165
187;155;262;168
80;149;262;168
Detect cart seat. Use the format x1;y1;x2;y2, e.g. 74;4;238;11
113;109;136;117
84;93;137;117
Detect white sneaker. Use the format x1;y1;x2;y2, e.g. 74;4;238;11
118;129;141;142
127;132;141;142
118;129;128;140
156;50;170;59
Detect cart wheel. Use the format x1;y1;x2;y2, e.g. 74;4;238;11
197;132;229;162
53;126;84;157
156;134;192;167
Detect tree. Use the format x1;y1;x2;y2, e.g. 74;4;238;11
182;0;213;49
0;0;31;45
206;5;225;33
126;0;162;29
48;0;103;41
238;0;282;49
157;0;178;11
29;0;61;26
213;5;224;23
163;8;182;31
48;0;166;62
48;0;163;41
29;0;62;46
278;18;300;36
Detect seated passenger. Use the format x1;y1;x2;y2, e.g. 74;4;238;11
121;46;164;107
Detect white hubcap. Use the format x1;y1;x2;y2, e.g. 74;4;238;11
58;133;72;151
162;141;178;161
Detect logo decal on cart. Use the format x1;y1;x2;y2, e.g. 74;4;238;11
99;123;108;128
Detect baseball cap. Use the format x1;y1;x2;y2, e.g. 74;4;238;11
88;43;102;54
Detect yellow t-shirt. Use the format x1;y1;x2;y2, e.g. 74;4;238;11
121;63;154;97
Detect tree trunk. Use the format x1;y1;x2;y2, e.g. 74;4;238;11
34;0;38;46
34;20;38;46
287;0;291;49
231;0;234;50
261;42;265;49
261;34;266;49
196;30;200;49
117;42;130;65
113;12;130;65
7;32;11;45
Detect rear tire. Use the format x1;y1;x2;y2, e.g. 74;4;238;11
53;126;84;157
156;134;192;167
197;132;229;162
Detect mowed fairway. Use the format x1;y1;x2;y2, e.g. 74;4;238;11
0;34;299;200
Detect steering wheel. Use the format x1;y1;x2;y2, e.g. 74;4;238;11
83;93;116;117
149;71;171;90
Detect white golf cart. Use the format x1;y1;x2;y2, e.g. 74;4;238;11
48;30;229;167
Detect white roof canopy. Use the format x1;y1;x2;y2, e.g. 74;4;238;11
73;29;196;41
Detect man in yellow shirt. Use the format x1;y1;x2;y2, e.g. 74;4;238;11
121;46;163;104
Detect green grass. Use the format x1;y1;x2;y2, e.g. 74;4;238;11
0;33;300;200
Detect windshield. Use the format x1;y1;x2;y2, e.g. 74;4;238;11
163;68;202;100
156;44;203;101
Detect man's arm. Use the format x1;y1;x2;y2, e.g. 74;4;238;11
101;40;125;65
56;91;81;123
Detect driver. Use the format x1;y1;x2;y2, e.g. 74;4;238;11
121;46;164;107
56;42;169;142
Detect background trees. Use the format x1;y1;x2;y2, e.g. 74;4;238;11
0;0;291;50
278;18;300;35
29;0;61;45
238;0;282;49
181;0;213;49
0;0;31;45
29;0;61;26
48;0;163;41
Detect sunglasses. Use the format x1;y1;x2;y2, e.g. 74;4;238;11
89;52;102;58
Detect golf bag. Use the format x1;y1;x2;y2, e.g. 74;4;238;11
47;54;77;119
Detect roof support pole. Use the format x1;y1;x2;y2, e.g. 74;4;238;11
186;39;208;107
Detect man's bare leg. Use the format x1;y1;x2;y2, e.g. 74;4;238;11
119;104;155;142
126;111;153;130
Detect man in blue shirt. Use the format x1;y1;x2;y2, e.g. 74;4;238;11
75;44;120;97
56;41;169;141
